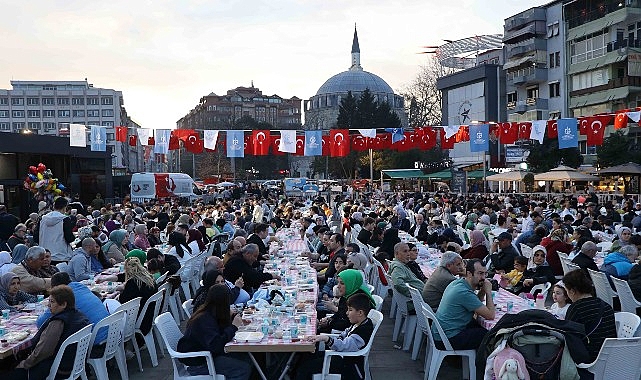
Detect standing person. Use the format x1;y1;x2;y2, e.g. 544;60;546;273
433;259;495;350
0;205;19;251
177;284;251;380
34;197;74;264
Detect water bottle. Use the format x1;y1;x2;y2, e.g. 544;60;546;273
283;328;291;343
261;320;269;336
536;293;545;309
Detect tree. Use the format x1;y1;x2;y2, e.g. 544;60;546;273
526;137;583;172
336;91;357;129
597;130;641;167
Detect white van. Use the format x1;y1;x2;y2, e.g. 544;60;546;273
130;173;199;202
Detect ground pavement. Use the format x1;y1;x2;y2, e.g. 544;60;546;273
120;298;464;380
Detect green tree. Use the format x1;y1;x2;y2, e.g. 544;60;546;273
526;137;583;172
597;130;641;167
336;91;358;129
356;89;377;129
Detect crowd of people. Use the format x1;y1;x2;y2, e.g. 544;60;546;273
0;187;639;379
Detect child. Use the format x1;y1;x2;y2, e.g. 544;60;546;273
502;256;528;289
317;254;347;314
297;293;375;380
549;281;572;319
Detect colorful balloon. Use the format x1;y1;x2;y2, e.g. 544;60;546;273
29;166;37;174
37;163;46;173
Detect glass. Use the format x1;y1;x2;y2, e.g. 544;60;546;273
1;309;8;320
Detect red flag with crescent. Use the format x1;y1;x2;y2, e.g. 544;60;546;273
351;134;369;151
115;126;127;142
128;135;137;147
517;122;531;140
251;130;270;156
455;126;469;142
586;116;610;146
322;135;331;156
499;122;518;144
330;129;350;157
147;137;155;146
440;129;455;149
244;134;252;155
614;113;628;129
270;135;284;156
547;120;558;138
417;127;437;150
578;117;589;135
185;132;203;153
168;135;180;150
294;135;305;156
172;129;195;141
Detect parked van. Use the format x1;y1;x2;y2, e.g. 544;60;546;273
130;173;200;202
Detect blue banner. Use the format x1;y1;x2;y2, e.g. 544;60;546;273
385;127;405;143
469;124;489;152
557;118;578;149
154;129;171;154
90;125;106;152
304;130;322;156
226;130;244;158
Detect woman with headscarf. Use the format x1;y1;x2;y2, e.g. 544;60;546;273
512;245;556;295
610;226;632;253
378;228;401;261
102;229;129;263
394;209;410;232
11;244;28;264
166;231;193;266
187;229;206;255
541;228;573;276
318;269;376;333
133;224;151;251
0;251;17;275
119;257;158;336
0;272;37;312
192;269;243;310
465;213;478;230
346;252;369;273
462;230;489;260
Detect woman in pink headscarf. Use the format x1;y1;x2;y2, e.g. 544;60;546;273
462;230;489;260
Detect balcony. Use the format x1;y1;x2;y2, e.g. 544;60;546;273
512;98;548;114
503;23;547;44
507;67;548;86
566;1;641;31
504;8;546;31
570;76;641;97
506;39;547;59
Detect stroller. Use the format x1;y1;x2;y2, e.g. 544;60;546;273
478;309;591;380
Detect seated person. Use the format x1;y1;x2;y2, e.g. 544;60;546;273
12;246;52;295
388;243;425;301
571;241;599;274
422;251;464;311
487;232;518;275
318;254;347;313
297;293;375;380
192;269;244;310
0;272;37;312
119;257;158;337
223;244;280;293
601;244;638;280
406;243;427;282
514;245;556;295
501;256;527;291
67;238;102;282
146;247;180;276
318;269;376;333
177;284;251;379
8;285;90;380
549;281;572;320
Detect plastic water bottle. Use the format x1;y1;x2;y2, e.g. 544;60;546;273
536;293;545;309
261;320;269;336
283;328;291;343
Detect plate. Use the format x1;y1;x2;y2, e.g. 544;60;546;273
3;330;30;343
234;331;264;343
12;316;38;325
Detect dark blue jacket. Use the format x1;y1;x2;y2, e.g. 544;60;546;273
177;310;237;366
32;308;89;371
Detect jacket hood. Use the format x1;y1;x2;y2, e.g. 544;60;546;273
72;247;89;258
603;251;630;265
41;211;67;227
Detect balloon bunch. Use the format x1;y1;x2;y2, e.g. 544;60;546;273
23;163;67;202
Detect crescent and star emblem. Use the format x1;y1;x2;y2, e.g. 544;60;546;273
256;132;266;143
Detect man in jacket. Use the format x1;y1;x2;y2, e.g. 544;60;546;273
66;238;100;282
408;213;429;242
34;197;74;264
488;232;519;274
388;242;425;298
12;246;52;294
223;243;280;293
0;205;20;251
422;251;464;310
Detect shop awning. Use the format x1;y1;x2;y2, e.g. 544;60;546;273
381;169;430;179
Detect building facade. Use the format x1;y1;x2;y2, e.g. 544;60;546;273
0;80;142;174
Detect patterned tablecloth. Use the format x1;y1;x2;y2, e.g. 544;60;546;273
417;249;442;278
0;306;42;359
478;288;536;330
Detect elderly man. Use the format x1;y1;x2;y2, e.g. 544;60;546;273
434;259;495;350
388;242;425;298
422;251;464;310
601;245;638;280
11;246;52;294
409;213;429;242
223;243;281;293
67;238;100;282
572;241;599;273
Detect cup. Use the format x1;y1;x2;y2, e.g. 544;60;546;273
37;295;44;303
290;324;299;338
1;309;8;320
506;300;514;313
491;291;497;302
299;313;308;324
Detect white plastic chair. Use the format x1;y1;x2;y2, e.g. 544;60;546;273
587;269;618;308
115;297;142;370
576;337;641;378
420;304;476;380
596;241;613;252
530;282;551;302
45;324;94;380
372;294;384;312
614;312;641;338
565;261;581;273
160;282;184;324
132;288;165;371
312;309;383;380
366;284;375;293
87;310;128;380
559;256;571;275
611;277;641;314
155;271;169;285
519;243;533;259
154;312;225;380
182;299;194;318
406;284;431;361
391;288;417;351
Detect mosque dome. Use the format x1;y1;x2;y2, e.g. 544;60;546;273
316;70;394;95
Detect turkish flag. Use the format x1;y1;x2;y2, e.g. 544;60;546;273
394;132;417;151
294;135;305;156
417;127;437;150
370;134;391;150
547;120;558;138
270;135;285;156
147;137;155;146
517;122;532;140
168;135;180;150
115;126;127;142
614;113;629;129
351;134;369;151
322;135;331;156
586;116;611;146
172;129;194;141
244;134;252;155
499;122;518;144
128;135;137;147
330;129;350;157
251;130;270;156
440;129;456;149
185;133;203;153
455;126;469;142
489;124;500;141
578;117;589;135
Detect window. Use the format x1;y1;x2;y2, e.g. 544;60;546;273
26;97;39;105
571;68;609;91
43;86;56;91
102;121;113;127
43;110;55;118
57;98;70;105
0;122;9;130
101;96;113;105
102;109;114;117
87;97;99;105
87;109;100;117
73;110;85;117
43;122;56;131
58;110;70;118
0;110;8;118
507;92;517;103
28;122;40;130
42;97;54;105
12;110;25;118
72;97;84;105
27;110;40;117
549;82;561;97
546;22;560;37
12;122;24;130
570;29;608;64
549;52;561;68
106;133;114;140
0;98;7;105
549;111;561;119
11;98;23;106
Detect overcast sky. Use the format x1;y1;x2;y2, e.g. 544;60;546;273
0;0;549;129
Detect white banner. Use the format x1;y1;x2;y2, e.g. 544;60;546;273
203;130;219;150
69;124;86;147
138;128;152;146
278;130;297;153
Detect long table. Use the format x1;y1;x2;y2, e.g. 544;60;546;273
478;288;536;330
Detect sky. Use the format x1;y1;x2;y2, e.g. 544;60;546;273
0;0;550;130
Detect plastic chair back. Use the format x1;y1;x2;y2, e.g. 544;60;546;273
530;282;551;301
611;277;641;314
155;271;168;285
588;269;618;307
88;310;126;357
114;297;141;341
46;324;93;380
406;284;429;331
182;299;193;318
520;244;533;258
615;312;641;338
136;288;165;331
372;294;384;312
578;337;641;378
